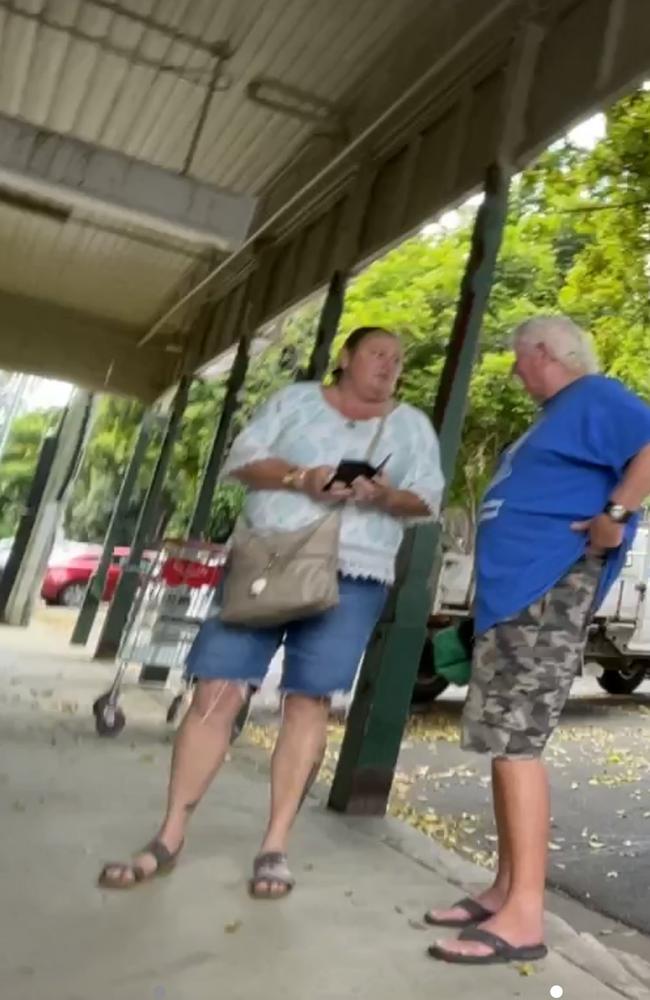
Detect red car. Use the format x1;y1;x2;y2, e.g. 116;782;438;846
41;545;134;607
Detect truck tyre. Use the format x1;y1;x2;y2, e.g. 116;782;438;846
597;663;646;695
411;635;449;705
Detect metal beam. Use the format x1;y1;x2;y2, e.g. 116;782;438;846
0;288;176;402
432;165;511;475
247;78;346;136
0;112;256;249
0;1;230;80
596;0;627;91
304;271;348;381
188;251;278;534
189;331;251;538
151;0;650;384
138;1;517;344
70;410;156;646
93;376;192;661
329;163;511;815
0;372;29;464
0;435;57;621
2;391;95;627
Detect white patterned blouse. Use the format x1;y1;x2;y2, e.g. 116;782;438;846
222;382;444;585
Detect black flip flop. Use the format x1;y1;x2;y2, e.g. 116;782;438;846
424;896;494;929
428;928;548;965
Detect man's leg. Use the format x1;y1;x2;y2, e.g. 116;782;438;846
488;756;548;936
433;756;548;957
430;558;599;958
489;759;513;902
253;693;329;897
425;757;512;923
100;679;246;885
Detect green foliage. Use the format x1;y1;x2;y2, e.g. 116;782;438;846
558;94;650;397
236;305;322;428
64;397;147;543
0;408;59;537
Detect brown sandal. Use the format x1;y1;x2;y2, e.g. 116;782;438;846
248;852;295;899
97;838;183;890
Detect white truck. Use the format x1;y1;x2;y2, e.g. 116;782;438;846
414;521;650;704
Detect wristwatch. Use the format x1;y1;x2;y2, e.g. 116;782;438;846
603;501;633;524
281;467;306;491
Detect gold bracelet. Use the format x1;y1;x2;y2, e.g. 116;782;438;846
281;467;306;490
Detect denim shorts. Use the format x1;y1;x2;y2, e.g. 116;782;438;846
186;576;388;697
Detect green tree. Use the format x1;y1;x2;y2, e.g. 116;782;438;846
559;94;650;396
0;408;59;537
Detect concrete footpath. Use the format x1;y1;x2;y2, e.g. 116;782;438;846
1;618;649;1000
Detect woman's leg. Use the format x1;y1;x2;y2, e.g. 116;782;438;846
257;694;329;887
250;578;387;897
99;679;246;886
253;694;329;896
157;679;249;847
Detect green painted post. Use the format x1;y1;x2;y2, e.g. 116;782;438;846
329;163;510;815
189;333;251;539
0;434;57;620
304;270;348;381
93;376;192;661
70;410;156;645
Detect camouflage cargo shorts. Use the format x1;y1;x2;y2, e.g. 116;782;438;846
461;555;603;758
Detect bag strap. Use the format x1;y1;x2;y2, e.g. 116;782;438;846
364;411;390;462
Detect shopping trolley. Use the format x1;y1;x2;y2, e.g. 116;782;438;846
92;539;226;737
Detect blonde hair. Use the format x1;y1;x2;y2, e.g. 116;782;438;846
513;315;599;375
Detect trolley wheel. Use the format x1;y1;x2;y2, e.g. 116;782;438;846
166;694;184;725
92;693;126;738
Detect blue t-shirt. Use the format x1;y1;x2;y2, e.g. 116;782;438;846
475;375;650;635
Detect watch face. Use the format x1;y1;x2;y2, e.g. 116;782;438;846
606;503;629;523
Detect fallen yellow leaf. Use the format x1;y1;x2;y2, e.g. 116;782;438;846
517;963;536;977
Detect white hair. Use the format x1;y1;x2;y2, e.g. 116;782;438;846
513;315;600;375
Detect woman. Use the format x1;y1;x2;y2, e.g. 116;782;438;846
99;326;443;898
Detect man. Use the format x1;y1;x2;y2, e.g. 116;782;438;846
426;315;650;965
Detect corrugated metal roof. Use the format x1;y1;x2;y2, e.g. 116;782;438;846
5;1;643;402
0;0;430;189
0;0;431;372
0;199;199;327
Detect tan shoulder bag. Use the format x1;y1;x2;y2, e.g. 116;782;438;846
219;414;387;627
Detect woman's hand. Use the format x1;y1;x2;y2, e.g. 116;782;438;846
302;466;352;503
350;473;392;509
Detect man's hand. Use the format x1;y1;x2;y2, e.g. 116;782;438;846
571;514;624;555
302;466;351;503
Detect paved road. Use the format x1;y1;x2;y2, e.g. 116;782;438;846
242;648;650;940
245;662;650;939
390;669;650;935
